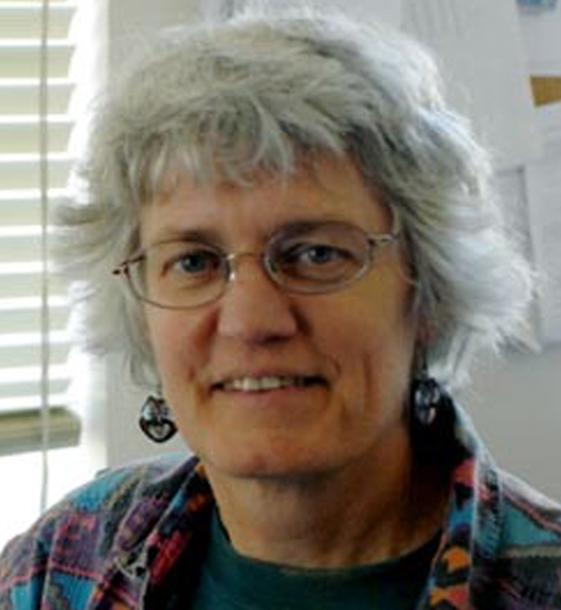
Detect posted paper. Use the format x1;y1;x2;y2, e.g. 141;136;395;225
402;0;540;170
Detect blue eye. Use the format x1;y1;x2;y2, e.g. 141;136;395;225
300;245;341;265
142;240;226;303
281;243;348;268
159;246;223;283
268;223;370;286
272;240;355;283
176;251;217;274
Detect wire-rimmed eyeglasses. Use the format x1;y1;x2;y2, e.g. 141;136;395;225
113;215;400;310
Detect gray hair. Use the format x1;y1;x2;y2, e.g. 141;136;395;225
55;7;534;388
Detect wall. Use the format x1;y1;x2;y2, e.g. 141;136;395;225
107;0;230;69
461;345;561;501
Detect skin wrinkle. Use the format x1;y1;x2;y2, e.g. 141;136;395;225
142;155;448;569
208;434;447;569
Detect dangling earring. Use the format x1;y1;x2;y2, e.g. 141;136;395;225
410;348;452;427
139;391;177;443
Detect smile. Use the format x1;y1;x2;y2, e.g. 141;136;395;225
218;376;325;392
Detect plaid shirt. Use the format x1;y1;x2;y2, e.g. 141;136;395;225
1;404;561;610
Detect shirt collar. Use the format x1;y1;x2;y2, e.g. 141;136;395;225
110;403;503;609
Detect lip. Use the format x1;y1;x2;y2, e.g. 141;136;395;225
211;370;328;392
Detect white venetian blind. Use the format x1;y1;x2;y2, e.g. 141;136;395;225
0;0;80;456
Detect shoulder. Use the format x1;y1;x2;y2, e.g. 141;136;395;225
65;451;195;511
492;470;561;608
502;473;561;548
0;453;198;607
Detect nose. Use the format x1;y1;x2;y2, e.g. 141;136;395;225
216;254;299;343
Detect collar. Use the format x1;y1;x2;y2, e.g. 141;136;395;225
420;405;503;609
91;404;503;610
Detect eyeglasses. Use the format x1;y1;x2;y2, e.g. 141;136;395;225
113;216;400;310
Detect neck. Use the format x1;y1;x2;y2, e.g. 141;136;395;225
205;449;448;569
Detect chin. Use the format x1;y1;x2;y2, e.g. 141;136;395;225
199;434;355;483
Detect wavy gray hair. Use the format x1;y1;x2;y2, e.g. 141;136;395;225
55;7;534;388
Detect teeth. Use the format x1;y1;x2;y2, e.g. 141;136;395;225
222;377;307;392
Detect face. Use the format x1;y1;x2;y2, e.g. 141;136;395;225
141;155;420;484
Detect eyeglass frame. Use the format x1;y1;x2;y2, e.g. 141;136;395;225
112;208;401;310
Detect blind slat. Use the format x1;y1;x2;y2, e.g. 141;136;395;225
0;5;75;39
0;407;80;457
0;81;73;115
0;341;70;369
0;234;43;263
0;42;73;79
0;375;71;401
0;363;69;382
0;271;66;298
0;190;67;225
0;304;69;334
0;0;68;4
0;117;72;153
0;230;64;263
0;155;72;189
0;393;67;412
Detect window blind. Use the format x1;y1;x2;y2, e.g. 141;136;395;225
0;0;80;456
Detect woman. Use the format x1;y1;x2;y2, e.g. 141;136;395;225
2;8;560;610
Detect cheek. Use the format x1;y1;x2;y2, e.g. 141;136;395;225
145;311;200;387
316;284;415;357
315;290;417;403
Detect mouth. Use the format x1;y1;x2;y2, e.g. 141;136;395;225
213;375;327;393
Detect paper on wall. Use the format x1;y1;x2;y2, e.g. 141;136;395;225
519;0;561;76
524;102;561;344
518;0;558;7
402;0;540;171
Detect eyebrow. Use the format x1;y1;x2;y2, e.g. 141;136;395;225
147;227;225;248
148;218;321;245
144;214;382;249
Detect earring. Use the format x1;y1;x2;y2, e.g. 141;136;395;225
410;350;452;427
139;392;177;443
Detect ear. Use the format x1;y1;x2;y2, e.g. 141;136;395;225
415;317;437;348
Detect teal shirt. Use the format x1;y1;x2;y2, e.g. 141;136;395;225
190;509;439;610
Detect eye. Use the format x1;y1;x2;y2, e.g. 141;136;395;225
268;222;373;287
288;243;348;266
174;250;220;275
273;238;359;283
156;243;224;284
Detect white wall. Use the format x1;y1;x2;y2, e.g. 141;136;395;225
461;345;561;501
107;0;228;68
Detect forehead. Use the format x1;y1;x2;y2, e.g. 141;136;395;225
139;155;390;246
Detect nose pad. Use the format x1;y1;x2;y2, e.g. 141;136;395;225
217;254;298;342
225;252;268;283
